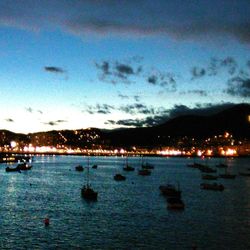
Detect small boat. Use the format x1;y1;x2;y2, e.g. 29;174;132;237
202;174;218;180
138;169;151;176
200;183;224;191
75;165;84;171
92;164;98;169
5;166;21;172
141;163;154;170
141;156;154;169
81;185;98;201
238;172;250;177
216;163;228;168
199;166;217;173
219;174;236;179
114;174;126;181
167;197;185;210
123;156;135;171
159;184;181;198
81;157;98;201
123;165;135;171
17;162;32;170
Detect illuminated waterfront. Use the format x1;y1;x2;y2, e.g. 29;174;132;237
0;155;250;249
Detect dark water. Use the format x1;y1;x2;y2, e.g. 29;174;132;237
0;156;249;249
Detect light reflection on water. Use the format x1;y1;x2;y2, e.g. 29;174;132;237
0;156;249;249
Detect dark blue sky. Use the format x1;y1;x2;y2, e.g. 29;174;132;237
0;0;249;133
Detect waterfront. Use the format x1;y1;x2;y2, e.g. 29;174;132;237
0;156;250;249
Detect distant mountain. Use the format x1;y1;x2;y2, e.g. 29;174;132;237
154;103;250;137
0;103;249;148
101;103;250;147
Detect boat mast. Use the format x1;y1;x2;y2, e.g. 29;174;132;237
87;156;90;187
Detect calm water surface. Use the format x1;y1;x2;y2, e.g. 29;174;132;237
0;156;249;249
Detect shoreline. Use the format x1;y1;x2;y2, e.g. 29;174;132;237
1;151;250;163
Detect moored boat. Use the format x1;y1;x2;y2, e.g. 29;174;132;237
123;165;135;171
159;184;181;198
167;197;185;210
239;172;250;177
81;185;98;201
202;174;218;180
75;165;84;171
200;183;224;191
219;174;236;179
81;157;98;201
123;156;135;171
5;166;21;172
17;162;32;170
114;174;126;181
216;163;228;168
138;169;151;176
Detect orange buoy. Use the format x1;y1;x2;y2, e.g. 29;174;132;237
44;218;50;226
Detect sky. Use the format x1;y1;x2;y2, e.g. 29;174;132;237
0;0;250;134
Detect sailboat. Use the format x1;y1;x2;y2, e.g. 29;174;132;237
141;155;154;170
123;156;134;171
219;160;236;179
81;157;98;201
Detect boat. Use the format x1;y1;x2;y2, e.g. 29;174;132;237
167;197;185;210
238;172;250;177
138;169;151;176
219;168;236;179
17;162;32;170
123;157;135;171
141;156;154;169
199;165;217;173
216;163;228;168
141;162;154;170
81;185;98;201
75;165;84;171
219;174;236;179
114;174;126;181
202;174;218;180
5;166;21;172
81;157;98;201
200;183;224;191
92;164;98;169
159;183;181;198
123;165;135;171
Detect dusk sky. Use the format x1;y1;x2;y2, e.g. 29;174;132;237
0;0;250;133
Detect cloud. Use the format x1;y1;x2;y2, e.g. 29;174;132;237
106;119;144;127
221;57;238;75
95;59;142;84
119;103;154;115
180;90;208;97
191;57;239;80
147;70;177;91
5;118;14;122
134;95;140;102
44;66;66;74
1;1;250;43
226;77;250;97
167;103;238;120
118;93;129;99
26;107;33;113
247;60;250;68
84;104;114;114
191;67;206;80
44;119;67;126
105;102;236;128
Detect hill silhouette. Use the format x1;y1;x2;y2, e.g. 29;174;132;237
0;103;249;148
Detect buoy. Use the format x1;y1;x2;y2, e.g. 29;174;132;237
44;218;50;226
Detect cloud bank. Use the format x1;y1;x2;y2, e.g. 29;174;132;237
0;1;250;43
